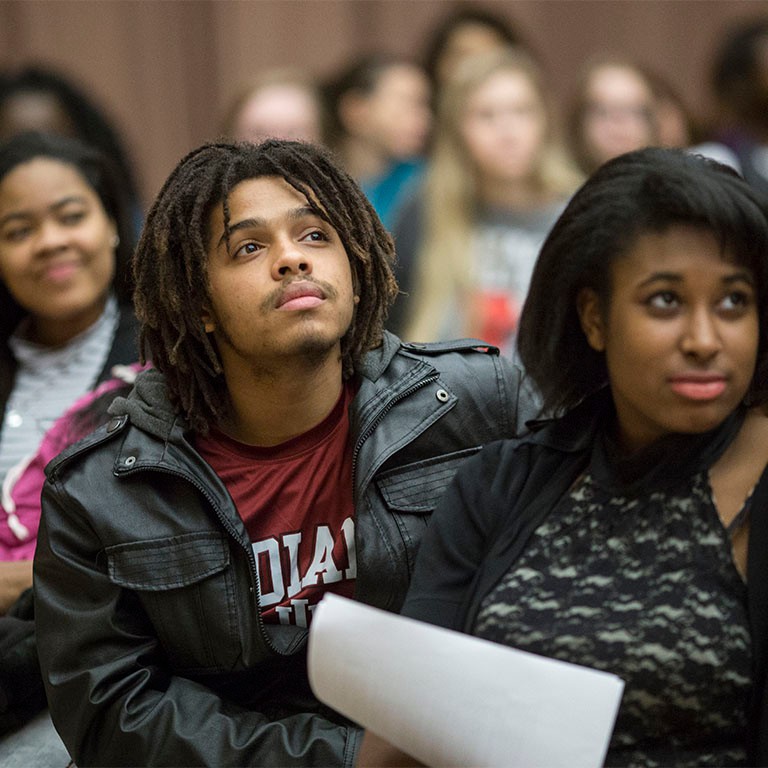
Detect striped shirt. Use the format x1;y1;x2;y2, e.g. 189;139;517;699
0;295;118;484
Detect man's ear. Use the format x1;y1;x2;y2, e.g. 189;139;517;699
200;306;216;334
576;288;606;352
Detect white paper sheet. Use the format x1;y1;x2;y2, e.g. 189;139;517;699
308;593;624;768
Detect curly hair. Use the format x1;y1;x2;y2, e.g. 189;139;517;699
133;138;398;433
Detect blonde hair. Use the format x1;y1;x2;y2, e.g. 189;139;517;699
405;47;582;341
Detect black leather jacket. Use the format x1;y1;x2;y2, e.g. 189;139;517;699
34;332;537;767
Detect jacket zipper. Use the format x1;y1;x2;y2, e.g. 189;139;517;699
123;464;280;654
351;372;439;492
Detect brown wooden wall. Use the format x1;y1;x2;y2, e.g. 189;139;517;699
1;0;765;208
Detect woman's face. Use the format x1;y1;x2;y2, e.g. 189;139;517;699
0;157;116;345
581;65;655;169
460;69;547;184
578;225;759;452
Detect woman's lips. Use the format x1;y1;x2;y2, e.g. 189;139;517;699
669;376;727;401
42;261;80;283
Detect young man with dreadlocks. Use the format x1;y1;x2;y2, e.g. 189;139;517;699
33;139;534;767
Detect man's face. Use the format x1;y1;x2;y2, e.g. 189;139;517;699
203;175;356;374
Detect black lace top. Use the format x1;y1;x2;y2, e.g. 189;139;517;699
473;409;754;767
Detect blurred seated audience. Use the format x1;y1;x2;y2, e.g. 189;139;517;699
395;47;582;348
322;53;432;229
219;67;324;144
709;17;768;196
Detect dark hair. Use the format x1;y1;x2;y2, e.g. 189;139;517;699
517;147;768;415
711;17;768;133
321;53;416;149
0;66;141;213
0;131;136;344
133;138;398;433
422;4;525;89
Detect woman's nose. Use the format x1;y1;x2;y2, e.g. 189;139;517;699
34;221;68;254
680;306;722;359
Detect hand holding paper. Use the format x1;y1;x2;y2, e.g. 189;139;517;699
308;594;624;768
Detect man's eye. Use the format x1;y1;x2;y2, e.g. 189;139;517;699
304;230;328;242
233;242;260;258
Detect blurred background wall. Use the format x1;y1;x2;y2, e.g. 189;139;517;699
1;0;764;207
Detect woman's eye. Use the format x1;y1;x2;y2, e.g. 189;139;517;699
303;230;328;243
720;290;753;312
60;210;86;226
647;291;679;310
2;226;31;243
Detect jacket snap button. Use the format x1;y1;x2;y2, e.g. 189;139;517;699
436;389;449;403
107;417;123;433
124;456;136;467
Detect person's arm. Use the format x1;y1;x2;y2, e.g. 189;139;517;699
0;561;32;614
34;478;360;767
356;730;424;767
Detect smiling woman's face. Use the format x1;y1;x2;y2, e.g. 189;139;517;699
0;157;116;345
577;225;759;451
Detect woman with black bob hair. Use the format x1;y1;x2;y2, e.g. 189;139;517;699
518;146;768;416
364;148;768;766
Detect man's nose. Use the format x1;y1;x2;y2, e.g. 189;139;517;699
271;238;311;279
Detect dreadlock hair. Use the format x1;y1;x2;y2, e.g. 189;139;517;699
133;138;398;434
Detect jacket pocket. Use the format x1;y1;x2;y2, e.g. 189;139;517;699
105;532;242;673
376;447;482;571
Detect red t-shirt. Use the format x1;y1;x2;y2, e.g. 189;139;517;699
194;382;356;628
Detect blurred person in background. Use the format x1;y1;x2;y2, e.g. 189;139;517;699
0;131;138;607
220;67;325;145
568;57;658;175
322;53;432;230
395;47;582;348
709;17;768;197
0;131;139;736
0;66;143;226
421;3;529;102
641;67;698;149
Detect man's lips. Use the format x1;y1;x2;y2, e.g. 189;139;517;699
274;281;327;310
669;373;728;401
